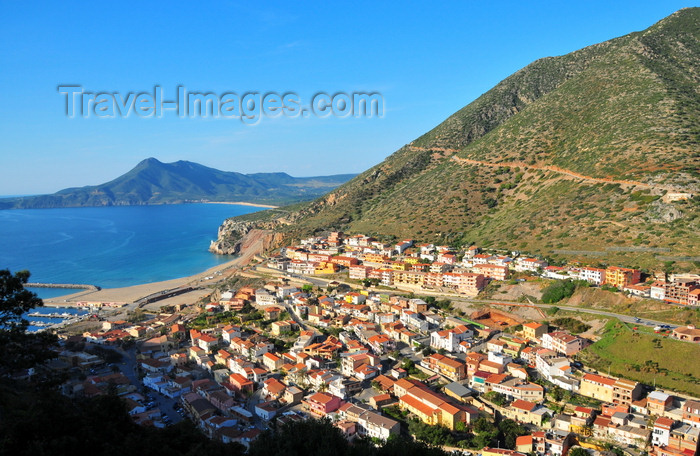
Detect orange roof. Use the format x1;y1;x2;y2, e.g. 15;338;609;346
523;322;543;330
516;435;533;446
400;394;436;417
308;392;336;404
511;399;537;412
583;373;616;386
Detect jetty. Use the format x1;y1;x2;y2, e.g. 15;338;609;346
25;283;101;291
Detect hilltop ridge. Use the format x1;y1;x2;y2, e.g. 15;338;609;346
214;8;700;269
0;158;356;209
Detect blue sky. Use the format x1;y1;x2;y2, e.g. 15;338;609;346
0;1;696;195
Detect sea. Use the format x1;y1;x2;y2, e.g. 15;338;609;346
0;203;265;330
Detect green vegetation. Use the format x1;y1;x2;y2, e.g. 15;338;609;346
483;391;507;406
551;317;591;334
0;269;57;374
579;319;700;396
541;280;586;303
249;417;449;456
227;8;700;270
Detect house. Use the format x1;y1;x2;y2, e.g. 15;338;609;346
522;322;547;342
262;352;283;372
541;331;584;355
580;267;606;285
430;325;473;352
612;378;643;407
444;382;476;403
395;378;478;430
652;416;700;456
472;264;510;281
255;289;277;306
303;392;343;416
197;334;219;352
682;400;700;427
255;401;279;421
337;403;400;441
514;258;548;273
579;373;617;403
421;353;467;381
457;273;486;296
370;393;394;409
262;378;286;400
485;375;545;402
228;373;254;394
263;306;282;320
503;399;551;426
282;385;304;405
673;326;700;343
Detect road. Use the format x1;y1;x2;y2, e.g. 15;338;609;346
98;344;183;425
257;267;681;330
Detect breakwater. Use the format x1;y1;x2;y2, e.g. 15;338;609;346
25;283;101;291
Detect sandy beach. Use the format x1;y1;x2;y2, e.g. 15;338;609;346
204;201;279;209
42;229;269;309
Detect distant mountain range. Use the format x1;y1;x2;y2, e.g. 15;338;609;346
0;158;356;209
216;8;700;269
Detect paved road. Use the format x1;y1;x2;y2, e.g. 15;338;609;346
98;344;183;425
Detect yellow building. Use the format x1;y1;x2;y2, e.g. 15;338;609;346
393;270;427;286
605;266;641;288
522;322;547;342
314;262;337;274
579;373;615;402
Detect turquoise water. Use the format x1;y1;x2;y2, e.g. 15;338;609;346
25;306;89;332
25;287;84;299
0;204;264;289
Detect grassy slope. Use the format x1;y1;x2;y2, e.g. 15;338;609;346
232;9;700;269
579;319;700;396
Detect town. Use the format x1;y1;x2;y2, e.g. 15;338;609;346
46;231;699;455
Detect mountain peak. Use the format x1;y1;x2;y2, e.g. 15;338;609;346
136;157;163;167
226;8;699;270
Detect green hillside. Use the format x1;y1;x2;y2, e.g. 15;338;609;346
222;8;700;269
0;158;356;209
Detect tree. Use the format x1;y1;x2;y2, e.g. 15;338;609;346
569;448;590;456
0;269;57;373
497;419;527;449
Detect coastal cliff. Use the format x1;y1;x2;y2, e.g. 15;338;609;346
209;219;285;255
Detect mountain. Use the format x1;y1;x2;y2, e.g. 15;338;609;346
0;158;356;209
214;8;700;269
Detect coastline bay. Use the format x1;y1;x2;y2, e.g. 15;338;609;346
0;203;264;290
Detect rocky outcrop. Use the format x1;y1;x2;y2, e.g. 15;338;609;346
209;219;285;255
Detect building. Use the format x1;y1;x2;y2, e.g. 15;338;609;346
580;267;606;285
421;353;467;381
473;264;510;281
541;331;584;356
579;373;616;403
612;378;643;407
303;392;342;417
605;266;642;288
647;391;673;416
337;403;400;441
457;273;487;296
672;326;700;343
430;325;473;353
396;378;478;430
683;400;700;428
522;322;547;342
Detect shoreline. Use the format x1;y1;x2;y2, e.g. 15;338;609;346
42;229;269;309
204;201;279;209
